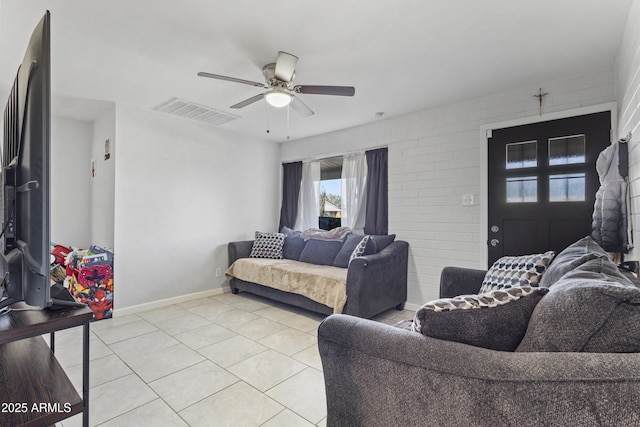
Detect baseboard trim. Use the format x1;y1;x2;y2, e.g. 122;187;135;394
113;285;231;317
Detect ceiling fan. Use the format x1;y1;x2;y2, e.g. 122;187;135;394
198;51;355;117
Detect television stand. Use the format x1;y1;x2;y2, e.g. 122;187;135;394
0;303;93;426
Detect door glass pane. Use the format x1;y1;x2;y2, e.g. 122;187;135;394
549;173;585;202
549;135;585;165
506;141;537;169
507;176;537;203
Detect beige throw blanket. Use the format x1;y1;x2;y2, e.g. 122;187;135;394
226;258;348;313
300;227;351;241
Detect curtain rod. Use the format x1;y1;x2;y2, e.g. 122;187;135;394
283;144;388;164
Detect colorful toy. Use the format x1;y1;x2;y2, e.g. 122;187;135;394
55;244;114;320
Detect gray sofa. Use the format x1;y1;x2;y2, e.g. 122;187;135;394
227;232;409;318
318;237;640;426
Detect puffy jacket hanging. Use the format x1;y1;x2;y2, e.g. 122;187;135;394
591;136;632;253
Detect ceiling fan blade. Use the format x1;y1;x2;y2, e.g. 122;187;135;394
230;93;264;109
274;51;299;82
197;72;266;88
290;96;314;117
295;85;355;96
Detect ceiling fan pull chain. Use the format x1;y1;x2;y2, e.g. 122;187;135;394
286;104;291;140
265;101;271;134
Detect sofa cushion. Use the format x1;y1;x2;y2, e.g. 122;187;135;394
249;232;286;259
479;251;555;293
334;234;363;267
333;234;375;268
516;257;640;353
412;286;549;351
281;228;306;260
539;236;609;288
369;234;396;252
299;239;345;266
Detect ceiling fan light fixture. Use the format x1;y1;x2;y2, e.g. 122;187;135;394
265;89;292;108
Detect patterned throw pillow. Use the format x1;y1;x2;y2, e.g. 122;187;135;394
479;251;555;294
249;232;286;259
348;235;370;265
412;286;549;351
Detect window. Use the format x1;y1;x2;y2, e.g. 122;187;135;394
549;135;585;165
548;135;586;202
505;141;538;204
506;141;537;169
505;135;587;204
507;176;537;203
319;157;343;230
292;149;381;233
549;173;586;202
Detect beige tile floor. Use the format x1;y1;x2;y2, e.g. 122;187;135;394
50;292;413;426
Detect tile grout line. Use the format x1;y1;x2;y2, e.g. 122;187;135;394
57;293;408;426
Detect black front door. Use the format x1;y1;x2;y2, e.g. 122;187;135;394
487;111;611;266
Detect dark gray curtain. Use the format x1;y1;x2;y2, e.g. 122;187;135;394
364;148;388;235
278;161;303;231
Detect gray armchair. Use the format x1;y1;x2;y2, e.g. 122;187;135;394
318;266;640;426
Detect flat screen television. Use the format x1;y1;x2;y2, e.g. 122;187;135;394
1;11;81;311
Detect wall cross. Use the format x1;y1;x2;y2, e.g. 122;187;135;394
533;88;549;116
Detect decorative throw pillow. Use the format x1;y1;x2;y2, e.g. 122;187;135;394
348;235;370;265
412;286;549;351
333;234;376;268
516;257;640;353
299;239;344;266
249;231;286;259
539;236;609;288
369;234;396;252
479;251;555;294
280;228;306;261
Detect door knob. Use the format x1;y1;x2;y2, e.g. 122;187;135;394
490;239;500;247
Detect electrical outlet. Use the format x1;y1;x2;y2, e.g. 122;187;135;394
215;268;222;278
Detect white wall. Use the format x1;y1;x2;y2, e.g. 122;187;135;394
51;115;92;247
617;0;640;260
281;69;616;307
90;109;116;248
50;109;116;249
113;105;280;310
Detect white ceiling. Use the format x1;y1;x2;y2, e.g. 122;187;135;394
0;0;634;142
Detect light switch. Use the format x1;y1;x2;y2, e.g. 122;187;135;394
462;194;476;206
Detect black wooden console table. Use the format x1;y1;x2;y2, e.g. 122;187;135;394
0;303;93;426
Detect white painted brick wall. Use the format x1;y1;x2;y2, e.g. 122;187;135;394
282;68;619;308
617;0;640;260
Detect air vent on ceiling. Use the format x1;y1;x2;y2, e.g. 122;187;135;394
153;98;239;126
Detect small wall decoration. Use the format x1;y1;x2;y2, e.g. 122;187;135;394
533;88;549;116
91;159;95;178
104;138;111;160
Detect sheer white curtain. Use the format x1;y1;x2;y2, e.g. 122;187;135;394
294;160;321;231
341;152;367;232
